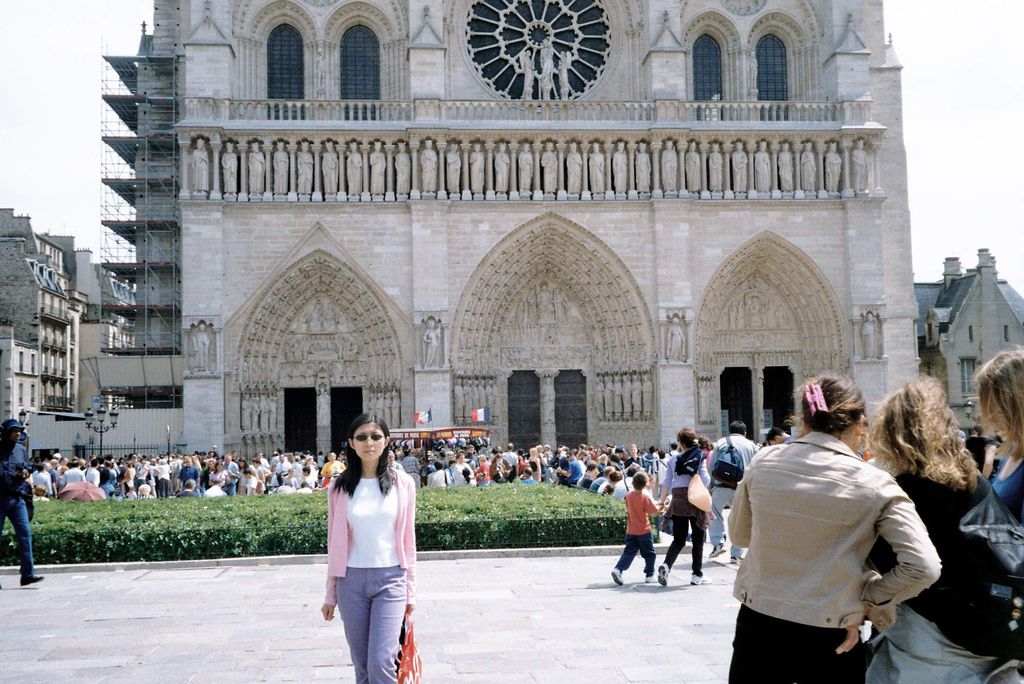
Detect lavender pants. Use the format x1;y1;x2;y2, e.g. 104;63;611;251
336;566;407;684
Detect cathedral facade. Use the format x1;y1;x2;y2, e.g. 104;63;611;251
167;0;914;454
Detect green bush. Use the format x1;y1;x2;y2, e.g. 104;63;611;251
0;484;653;565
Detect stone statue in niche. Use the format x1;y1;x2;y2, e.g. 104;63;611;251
446;146;461;195
519;48;535;100
316;368;330;427
662;140;678;193
266;394;277;434
666;314;686;361
708;143;724;193
193;138;210;193
322;141;339;195
800;141;816;192
518;142;534;192
420;140;437;193
347;141;363;195
630;373;642;419
248;142;265;195
684;141;701;193
852;139;868;192
453;379;466;420
731;143;748;192
754;140;770;193
698;377;714;423
493;142;510;193
619;374;632;418
539;39;556;100
778;142;794;192
394;141;411;195
861;311;881;358
273;141;289;195
612;141;627;194
221;141;238;195
558;53;571;100
565;142;582;195
641;374;653;420
469;143;485;194
297;141;314;195
541;142;557;194
747;48;758;97
369;141;386;195
825;142;842;194
635;142;651;193
422;317;443;368
588;142;605;194
190;321;213;371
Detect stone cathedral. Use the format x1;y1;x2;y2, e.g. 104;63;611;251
165;0;915;455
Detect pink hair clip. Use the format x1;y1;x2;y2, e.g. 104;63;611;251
805;383;829;416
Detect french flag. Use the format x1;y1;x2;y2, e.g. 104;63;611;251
470;407;490;422
414;409;432;425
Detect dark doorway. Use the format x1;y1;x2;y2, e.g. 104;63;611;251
719;367;753;436
555;370;588;447
507;370;541;448
284;388;316;452
331;387;363;454
762;366;794;434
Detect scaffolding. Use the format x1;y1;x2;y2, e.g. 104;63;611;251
100;25;182;408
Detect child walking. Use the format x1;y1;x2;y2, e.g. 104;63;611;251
611;472;661;585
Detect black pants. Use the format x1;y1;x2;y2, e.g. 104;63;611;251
662;515;704;576
729;605;865;684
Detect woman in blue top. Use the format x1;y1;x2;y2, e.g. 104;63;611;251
656;427;711;587
977;350;1024;521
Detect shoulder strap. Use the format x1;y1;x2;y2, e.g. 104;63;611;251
725;435;735;451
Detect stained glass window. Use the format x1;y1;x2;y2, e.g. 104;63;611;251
340;26;381;100
692;35;722;101
267;24;304;99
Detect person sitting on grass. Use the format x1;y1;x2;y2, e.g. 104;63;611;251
177;479;200;498
611;471;662;585
519;467;538;484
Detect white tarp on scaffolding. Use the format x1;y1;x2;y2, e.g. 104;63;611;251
29;408;185;455
80;355;184;388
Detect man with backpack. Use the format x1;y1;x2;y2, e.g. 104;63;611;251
708;421;758;563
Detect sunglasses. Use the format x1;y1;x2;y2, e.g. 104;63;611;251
353;433;386;442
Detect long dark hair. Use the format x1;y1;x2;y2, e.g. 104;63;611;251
333;413;394;496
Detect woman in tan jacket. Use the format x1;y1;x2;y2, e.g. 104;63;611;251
727;373;941;684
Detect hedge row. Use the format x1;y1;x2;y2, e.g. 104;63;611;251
1;484;647;565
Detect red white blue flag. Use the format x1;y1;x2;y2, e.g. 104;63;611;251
470;407;490;422
414;410;431;425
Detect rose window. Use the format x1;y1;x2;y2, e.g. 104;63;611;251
467;0;611;100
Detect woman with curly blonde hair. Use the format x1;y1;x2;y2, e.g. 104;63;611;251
977;350;1024;521
866;377;1014;683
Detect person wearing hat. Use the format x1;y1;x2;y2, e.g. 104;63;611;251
0;419;44;588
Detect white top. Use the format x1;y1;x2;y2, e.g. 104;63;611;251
347;478;400;568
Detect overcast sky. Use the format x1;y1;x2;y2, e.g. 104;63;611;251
1;0;1021;289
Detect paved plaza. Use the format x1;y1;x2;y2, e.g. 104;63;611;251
0;544;739;683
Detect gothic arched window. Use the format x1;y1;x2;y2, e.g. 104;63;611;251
692;35;722;101
756;34;787;101
340;26;381;100
267;24;304;99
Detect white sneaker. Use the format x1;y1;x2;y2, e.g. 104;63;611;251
611;568;623;585
690;574;710;585
709;544;726;558
657;563;669;587
644;575;655;583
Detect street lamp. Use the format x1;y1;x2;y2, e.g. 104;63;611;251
83;406;119;458
965;399;975;423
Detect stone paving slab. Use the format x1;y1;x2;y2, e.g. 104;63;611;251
0;549;739;683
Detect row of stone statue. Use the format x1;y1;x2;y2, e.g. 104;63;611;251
184;136;877;202
365;385;402;430
452;375;498;424
595;370;655;422
241;391;278;434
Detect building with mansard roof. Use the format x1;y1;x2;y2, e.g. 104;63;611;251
103;0;917;454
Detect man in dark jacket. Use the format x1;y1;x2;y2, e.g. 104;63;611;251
0;419;43;588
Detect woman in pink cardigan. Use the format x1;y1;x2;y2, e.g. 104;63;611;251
320;413;417;684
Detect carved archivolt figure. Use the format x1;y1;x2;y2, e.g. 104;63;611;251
420;140;438;192
221;142;238;194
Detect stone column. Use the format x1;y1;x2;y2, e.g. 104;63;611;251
287;142;298;202
603;140;614;200
699;142;710;199
754;364;765;438
793;139;805;200
179;141;191;199
626;141;637;199
509;141;520;200
437;140;447;200
840;139;853;198
769;139;780;199
651;141;663;199
410;140;421;199
556;142;567;200
533;143;543;200
312;142;323;202
580;145;591;200
537;369;559;448
210;141;223;200
239;145;249;202
316;386;331;457
485;141;495;200
871;139;884;195
263;139;273;202
385;142;396;201
723;141;734;199
747;141;756;197
337;142;347;200
360;142;371;201
461;142;472;201
816;140;828;199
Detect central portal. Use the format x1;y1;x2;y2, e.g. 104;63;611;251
330;387;363;453
507;371;541;448
554;370;587;447
284;388;316;452
719;368;753;434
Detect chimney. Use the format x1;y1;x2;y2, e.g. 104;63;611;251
943;257;962;288
977;248;996;272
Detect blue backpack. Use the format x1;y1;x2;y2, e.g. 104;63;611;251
711;436;745;485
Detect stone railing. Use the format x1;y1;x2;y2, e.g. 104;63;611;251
182;97;871;128
179;129;886;204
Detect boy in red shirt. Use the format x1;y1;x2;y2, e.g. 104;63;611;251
611;471;662;585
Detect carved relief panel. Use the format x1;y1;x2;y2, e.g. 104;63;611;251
416;312;447;369
661;309;689;363
185;319;219;374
